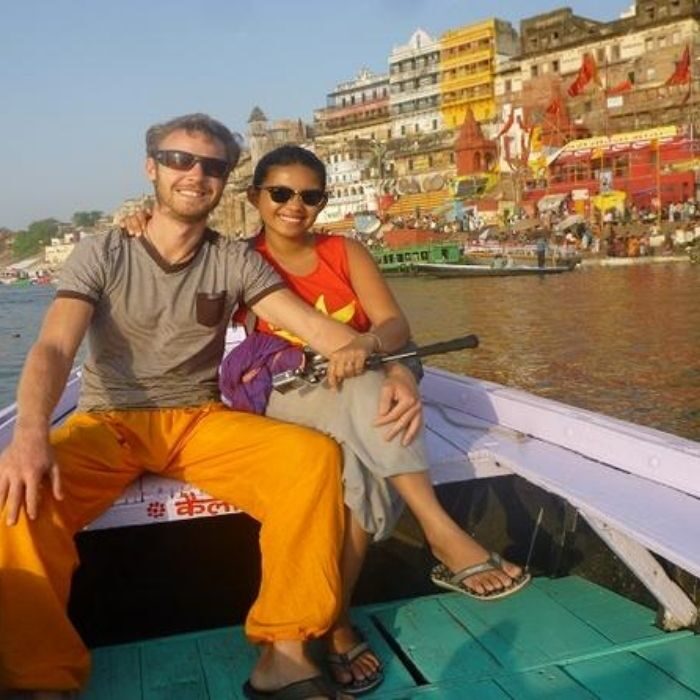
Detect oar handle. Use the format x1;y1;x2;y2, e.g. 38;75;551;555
365;334;479;369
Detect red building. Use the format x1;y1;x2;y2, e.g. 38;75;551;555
524;126;696;213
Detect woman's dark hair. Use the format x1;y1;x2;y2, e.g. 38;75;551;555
252;145;327;189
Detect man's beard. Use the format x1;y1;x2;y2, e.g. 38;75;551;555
153;179;223;224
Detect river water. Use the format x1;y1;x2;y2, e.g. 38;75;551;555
1;262;699;440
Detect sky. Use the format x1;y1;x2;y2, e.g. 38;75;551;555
1;0;623;231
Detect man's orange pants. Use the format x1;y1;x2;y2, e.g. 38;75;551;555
0;404;344;691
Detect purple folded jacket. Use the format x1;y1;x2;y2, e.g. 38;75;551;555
219;332;304;414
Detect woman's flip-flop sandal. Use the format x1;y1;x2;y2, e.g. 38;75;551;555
327;633;384;695
430;552;531;600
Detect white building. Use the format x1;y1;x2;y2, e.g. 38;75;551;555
317;142;375;223
389;29;443;137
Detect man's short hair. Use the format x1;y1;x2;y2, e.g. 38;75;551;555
146;113;242;169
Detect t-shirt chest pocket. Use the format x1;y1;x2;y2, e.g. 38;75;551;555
196;291;227;327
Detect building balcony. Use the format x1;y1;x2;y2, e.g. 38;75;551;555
318;98;389;121
391;84;441;105
389;64;440;83
441;74;493;94
440;47;493;70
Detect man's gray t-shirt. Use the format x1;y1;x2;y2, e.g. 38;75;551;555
56;229;284;411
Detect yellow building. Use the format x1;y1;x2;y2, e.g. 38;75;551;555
440;18;518;128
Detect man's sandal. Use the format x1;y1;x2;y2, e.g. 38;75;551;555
243;675;347;699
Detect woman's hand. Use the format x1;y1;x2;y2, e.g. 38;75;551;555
115;208;151;237
325;334;375;387
374;362;423;445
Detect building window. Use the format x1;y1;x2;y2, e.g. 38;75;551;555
645;37;654;52
611;45;621;61
505;78;512;92
401;125;406;135
432;119;438;130
658;36;666;49
530;64;538;78
552;60;559;73
596;48;605;64
415;124;420;133
408;159;414;170
645;6;655;20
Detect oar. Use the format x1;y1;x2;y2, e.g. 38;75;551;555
273;334;479;392
365;334;479;369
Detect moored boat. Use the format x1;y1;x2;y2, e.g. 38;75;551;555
371;242;462;274
412;261;577;277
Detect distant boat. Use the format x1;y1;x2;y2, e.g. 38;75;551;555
372;242;462;274
412;260;577;278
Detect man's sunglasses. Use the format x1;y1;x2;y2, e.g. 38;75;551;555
154;150;230;179
257;186;327;207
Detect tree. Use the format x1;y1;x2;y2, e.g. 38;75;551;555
72;210;104;228
12;218;60;260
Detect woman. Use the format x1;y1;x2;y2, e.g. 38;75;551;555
236;146;529;694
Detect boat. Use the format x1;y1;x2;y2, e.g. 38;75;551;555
371;242;462;274
1;344;699;697
412;261;577;277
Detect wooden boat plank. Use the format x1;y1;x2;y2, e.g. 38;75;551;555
637;637;700;694
371;595;504;683
532;576;680;645
140;636;208;698
81;643;142;699
437;583;614;669
197;628;256;699
492;666;597;699
380;677;511;699
565;651;700;699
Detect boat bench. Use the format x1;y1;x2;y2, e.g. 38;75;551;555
422;367;700;630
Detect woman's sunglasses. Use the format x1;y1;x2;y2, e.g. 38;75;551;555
154;150;230;179
257;186;327;207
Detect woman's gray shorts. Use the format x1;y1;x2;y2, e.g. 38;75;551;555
266;370;429;541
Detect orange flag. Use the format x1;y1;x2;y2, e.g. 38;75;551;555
568;53;600;97
497;109;515;138
666;46;691;86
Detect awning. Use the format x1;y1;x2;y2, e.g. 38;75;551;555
537;193;566;212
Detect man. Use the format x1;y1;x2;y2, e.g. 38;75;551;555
535;233;548;269
0;113;375;699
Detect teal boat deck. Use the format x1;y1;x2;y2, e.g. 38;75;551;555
81;576;700;699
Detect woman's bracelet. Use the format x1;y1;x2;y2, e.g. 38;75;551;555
363;331;383;353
